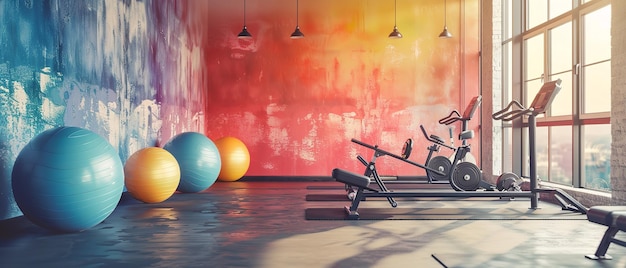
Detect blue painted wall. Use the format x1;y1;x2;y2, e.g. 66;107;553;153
0;1;196;220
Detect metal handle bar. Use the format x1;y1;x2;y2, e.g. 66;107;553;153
356;155;368;166
350;138;445;176
438;110;464;125
492;100;534;121
419;125;456;150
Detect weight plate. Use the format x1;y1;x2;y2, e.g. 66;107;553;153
451;162;482;191
496;172;522;191
427;156;452;181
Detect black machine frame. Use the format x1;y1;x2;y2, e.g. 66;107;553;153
334;79;588;219
423;95;482;183
354;95;484;187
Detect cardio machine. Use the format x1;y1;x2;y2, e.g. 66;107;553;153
348;95;489;193
345;121;492;206
351;95;483;189
422;95;482;183
333;79;588;219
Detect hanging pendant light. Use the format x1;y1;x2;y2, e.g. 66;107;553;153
290;0;304;38
439;0;452;38
238;0;252;39
388;0;402;39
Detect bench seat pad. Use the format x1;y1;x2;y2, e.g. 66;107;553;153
587;206;626;226
332;168;370;188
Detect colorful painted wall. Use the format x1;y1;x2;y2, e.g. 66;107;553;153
0;0;479;220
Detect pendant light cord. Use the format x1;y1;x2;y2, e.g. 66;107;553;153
394;0;397;27
444;0;447;26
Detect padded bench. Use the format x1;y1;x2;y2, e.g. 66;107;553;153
332;168;370;188
332;168;378;218
585;206;626;260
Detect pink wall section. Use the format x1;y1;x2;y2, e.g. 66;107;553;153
168;0;480;177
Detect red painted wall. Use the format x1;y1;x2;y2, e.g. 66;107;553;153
173;0;480;177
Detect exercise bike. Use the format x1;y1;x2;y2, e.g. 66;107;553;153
423;95;482;183
420;125;496;191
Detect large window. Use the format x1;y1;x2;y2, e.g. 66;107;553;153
501;0;611;191
582;5;611;114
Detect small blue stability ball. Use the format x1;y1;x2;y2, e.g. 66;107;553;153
11;127;124;233
163;132;221;193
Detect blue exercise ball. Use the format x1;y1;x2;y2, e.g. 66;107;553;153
11;127;124;233
163;132;221;193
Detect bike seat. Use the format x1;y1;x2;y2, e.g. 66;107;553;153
430;134;445;144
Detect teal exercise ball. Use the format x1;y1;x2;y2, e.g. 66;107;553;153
163;132;221;193
11;127;124;233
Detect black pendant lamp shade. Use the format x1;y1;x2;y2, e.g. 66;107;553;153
238;0;252;39
290;0;304;38
388;0;402;39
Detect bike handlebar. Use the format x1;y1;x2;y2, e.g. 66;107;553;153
419;125;457;150
492;100;533;121
438;110;463;125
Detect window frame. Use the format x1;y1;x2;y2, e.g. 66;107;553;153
500;0;611;191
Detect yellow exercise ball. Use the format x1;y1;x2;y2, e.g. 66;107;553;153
124;147;181;203
215;136;250;182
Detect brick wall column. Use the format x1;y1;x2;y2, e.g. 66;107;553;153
612;0;626;204
480;0;502;181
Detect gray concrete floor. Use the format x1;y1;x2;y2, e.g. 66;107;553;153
1;181;625;268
